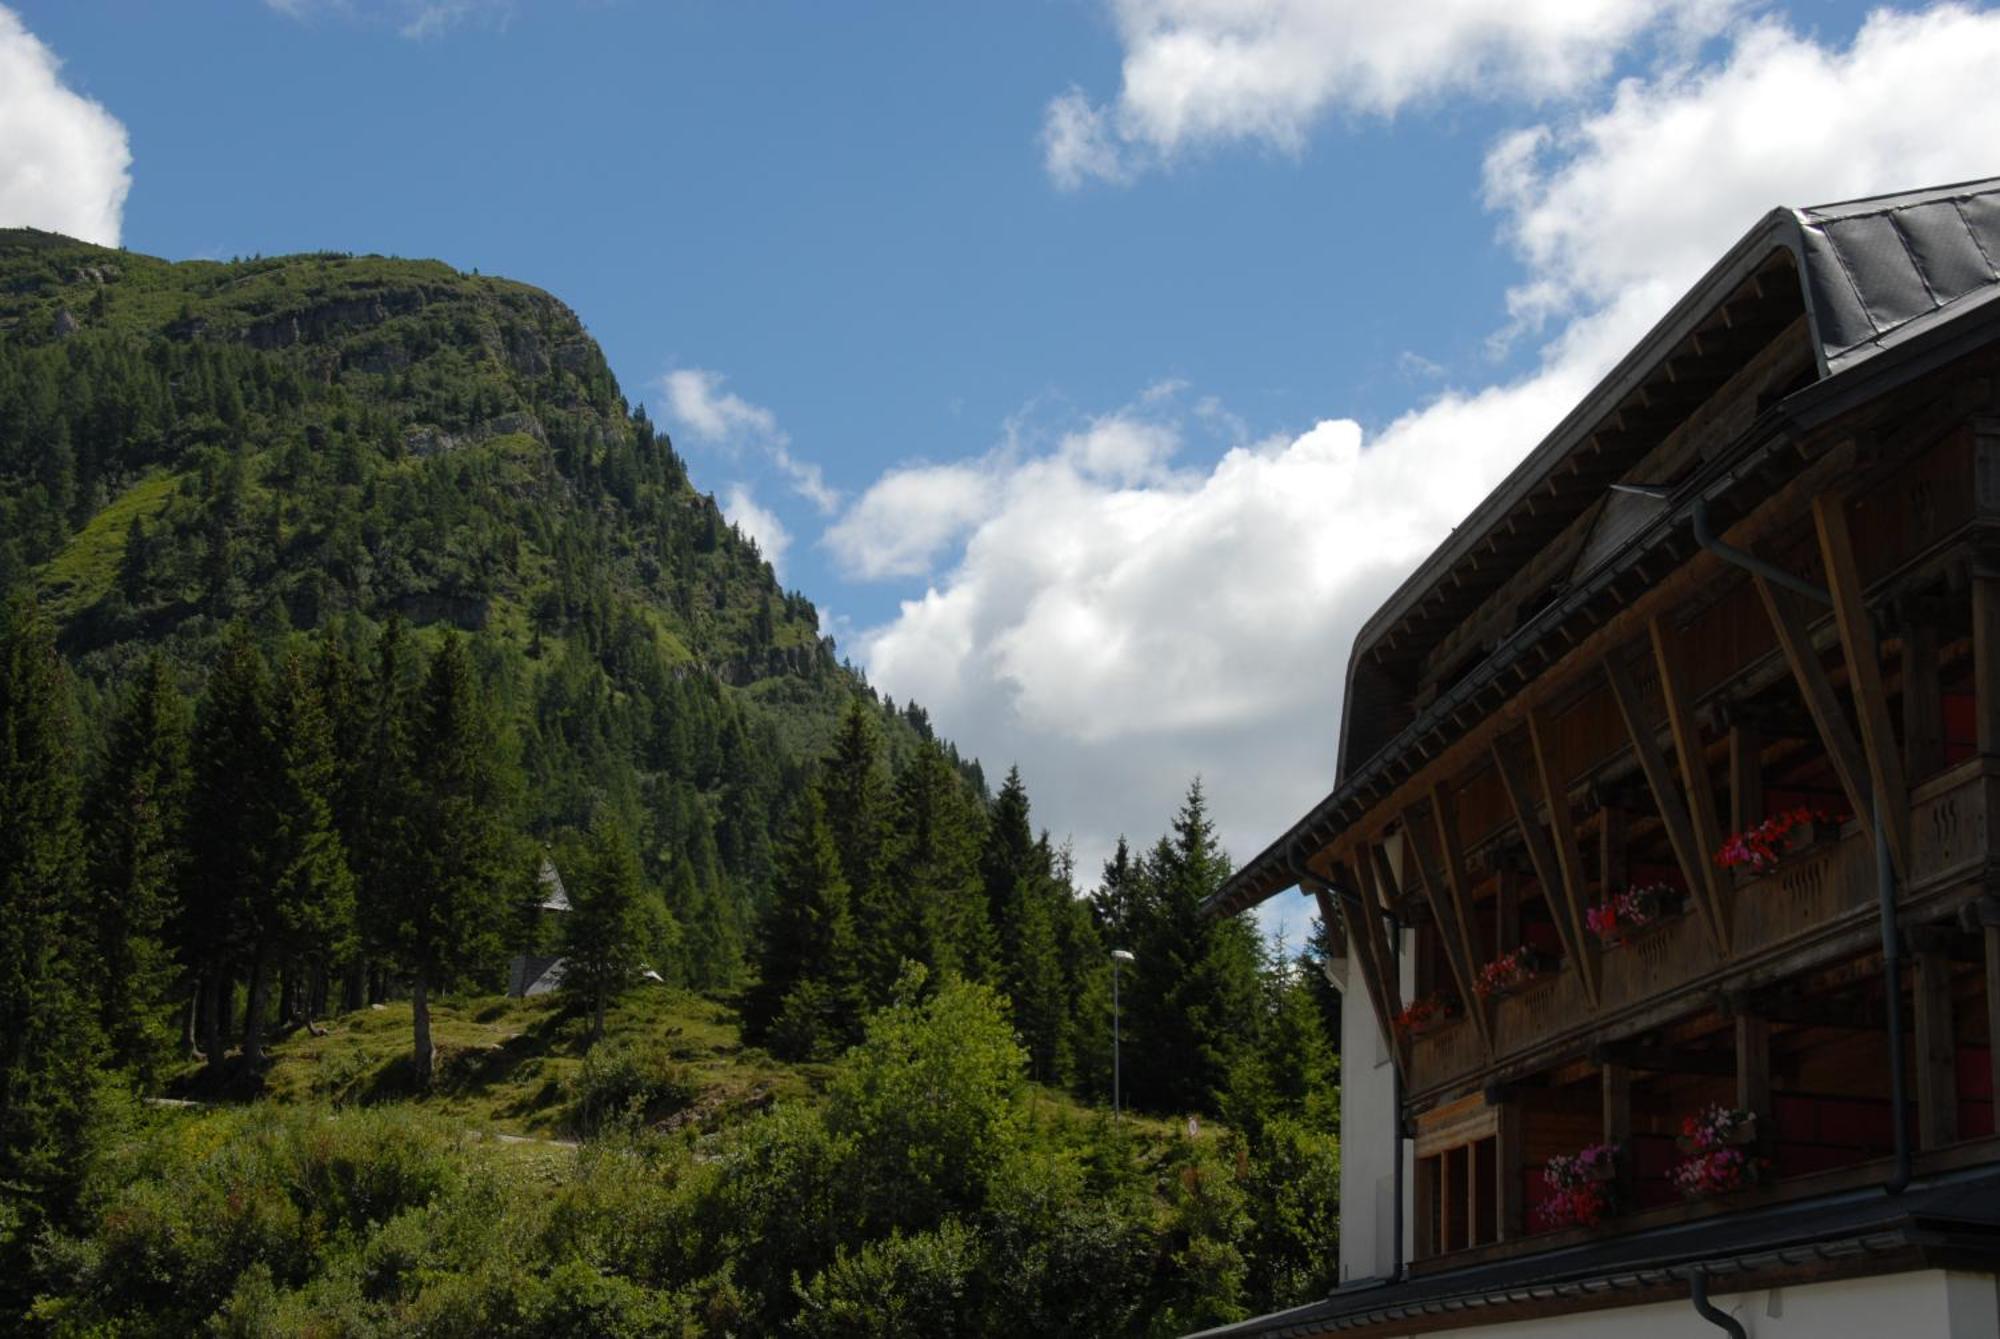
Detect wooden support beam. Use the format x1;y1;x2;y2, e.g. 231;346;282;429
1976;575;2000;756
1598;804;1628;900
1396;816;1489;1049
1902;620;1944;781
1728;722;1763;848
1914;942;1958;1150
1295;440;1857;901
1496;735;1600;995
1315;873;1402;1083
1813;493;1910;876
1349;856;1407;1061
1986;917;2000;1127
1602;1062;1633;1203
1649;618;1731;951
1735;1015;1771;1118
1592;1041;1736;1078
1752;571;1877;835
1422;794;1480;1003
1525;707;1601;1001
1494;1100;1524;1242
1603;654;1729;955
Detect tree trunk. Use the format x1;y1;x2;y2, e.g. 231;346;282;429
592;993;606;1048
279;964;297;1028
243;951;271;1067
306;962;328;1037
198;968;223;1063
342;959;365;1014
412;973;434;1088
184;980;204;1062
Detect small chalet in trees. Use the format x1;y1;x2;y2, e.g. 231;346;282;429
1197;180;2000;1339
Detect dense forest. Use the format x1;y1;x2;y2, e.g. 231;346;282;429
0;229;1342;1334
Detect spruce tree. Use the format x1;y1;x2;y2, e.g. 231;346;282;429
85;652;191;1086
1127;779;1262;1114
561;815;659;1043
745;787;861;1059
385;632;516;1086
0;599;102;1275
187;624;275;1064
878;738;986;992
821;702;891;981
264;653;356;1037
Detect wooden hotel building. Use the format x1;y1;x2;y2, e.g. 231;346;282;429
1197;179;2000;1338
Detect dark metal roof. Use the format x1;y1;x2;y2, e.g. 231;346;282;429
1212;176;2000;920
1186;1164;2000;1338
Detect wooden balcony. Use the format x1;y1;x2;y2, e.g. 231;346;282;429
1408;756;1996;1102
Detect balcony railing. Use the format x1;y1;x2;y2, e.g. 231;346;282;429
1407;756;1994;1100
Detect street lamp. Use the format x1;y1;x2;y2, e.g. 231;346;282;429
1110;948;1135;1119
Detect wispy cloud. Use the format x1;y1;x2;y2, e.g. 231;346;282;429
659;367;841;514
0;6;131;246
261;0;514;40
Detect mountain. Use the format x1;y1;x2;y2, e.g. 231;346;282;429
0;226;970;982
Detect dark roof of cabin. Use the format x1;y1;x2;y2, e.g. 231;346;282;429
1186;1163;2000;1338
1212;176;2000;919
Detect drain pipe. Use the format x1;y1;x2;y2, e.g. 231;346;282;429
1675;494;1911;1195
1289;846;1405;1282
1686;1268;1748;1339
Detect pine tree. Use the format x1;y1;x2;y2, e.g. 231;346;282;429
821;702;890;973
745;787;861;1059
0;599;102;1277
385;632;516;1086
85;653;191;1086
1127;779;1262;1114
562;815;660;1043
878;738;986;992
187;624;275;1064
264;653;356;1036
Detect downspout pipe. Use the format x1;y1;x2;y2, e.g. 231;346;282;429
1288;846;1405;1283
1680;496;1911;1196
1686;1268;1749;1339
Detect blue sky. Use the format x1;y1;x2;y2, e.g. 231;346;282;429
5;0;1997;938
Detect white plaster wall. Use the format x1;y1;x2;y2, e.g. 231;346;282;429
1337;920;1415;1285
1381;1269;1999;1339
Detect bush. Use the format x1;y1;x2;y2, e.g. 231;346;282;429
565;1040;695;1136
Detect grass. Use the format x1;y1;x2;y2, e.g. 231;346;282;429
38;470;182;619
169;986;819;1142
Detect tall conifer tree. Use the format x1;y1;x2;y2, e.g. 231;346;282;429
0;600;101;1273
385;632;515;1086
745;788;861;1059
85;653;190;1085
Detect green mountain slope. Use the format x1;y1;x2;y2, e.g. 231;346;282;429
0;227;968;977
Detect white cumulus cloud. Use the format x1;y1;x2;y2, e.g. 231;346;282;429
660;367;840;514
863;5;2000;906
1043;0;1741;187
0;6;131;246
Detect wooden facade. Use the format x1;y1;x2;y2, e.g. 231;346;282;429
1207;180;2000;1312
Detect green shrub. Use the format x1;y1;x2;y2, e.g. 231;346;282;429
565;1039;695;1136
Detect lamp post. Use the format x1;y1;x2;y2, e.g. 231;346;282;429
1110;948;1135;1119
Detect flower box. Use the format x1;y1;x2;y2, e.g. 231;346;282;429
1473;947;1556;999
1393;993;1461;1039
1715;808;1847;877
1535;1142;1621;1229
1670;1104;1767;1198
1584;883;1684;948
